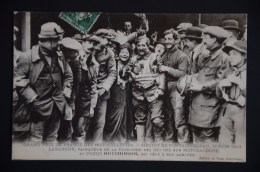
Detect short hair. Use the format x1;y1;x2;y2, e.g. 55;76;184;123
135;36;150;46
164;28;179;40
120;43;133;56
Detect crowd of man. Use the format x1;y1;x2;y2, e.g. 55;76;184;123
13;14;247;145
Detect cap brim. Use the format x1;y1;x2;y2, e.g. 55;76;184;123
184;36;202;40
223;45;246;54
223;26;241;32
38;34;60;39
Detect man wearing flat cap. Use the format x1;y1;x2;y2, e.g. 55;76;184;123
188;26;230;143
14;22;73;142
222;19;241;46
61;37;99;142
159;28;189;143
87;29;116;142
217;40;247;145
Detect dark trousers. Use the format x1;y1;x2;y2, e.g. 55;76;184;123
87;98;107;142
132;97;164;142
165;89;191;143
30;105;61;142
191;125;220;143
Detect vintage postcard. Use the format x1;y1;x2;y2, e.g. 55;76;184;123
12;12;247;161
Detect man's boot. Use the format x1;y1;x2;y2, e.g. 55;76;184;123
136;125;145;142
153;126;164;143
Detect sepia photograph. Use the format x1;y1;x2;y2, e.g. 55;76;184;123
12;12;247;161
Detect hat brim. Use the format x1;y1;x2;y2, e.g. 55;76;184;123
38;34;60;39
177;29;186;33
223;26;241;32
184;35;203;40
223;45;246;54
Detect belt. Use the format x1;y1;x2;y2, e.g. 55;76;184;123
134;82;156;91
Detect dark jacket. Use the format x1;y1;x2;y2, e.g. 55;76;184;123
188;43;210;75
161;47;189;97
75;57;99;117
94;48;116;100
189;46;229;128
14;45;73;120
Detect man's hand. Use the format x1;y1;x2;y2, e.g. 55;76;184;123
98;88;106;96
136;29;146;37
219;79;232;88
89;107;95;118
151;31;158;43
189;82;204;92
154;88;164;99
63;87;71;99
14;76;29;88
158;65;169;73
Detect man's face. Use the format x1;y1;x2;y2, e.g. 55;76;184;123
137;38;149;56
155;44;166;56
41;38;60;52
119;48;130;62
100;36;110;46
82;40;94;54
164;33;176;50
178;30;186;39
93;41;103;54
204;34;216;50
185;38;196;51
124;22;132;33
226;29;239;39
229;49;245;67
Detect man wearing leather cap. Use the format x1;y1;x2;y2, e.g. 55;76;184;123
217;40;247;145
88;29;116;142
14;22;73;142
188;26;229;143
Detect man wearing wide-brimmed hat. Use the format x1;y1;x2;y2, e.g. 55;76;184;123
188;26;230;143
184;26;209;74
176;22;193;55
217;40;247;145
14;22;73;142
222;19;241;46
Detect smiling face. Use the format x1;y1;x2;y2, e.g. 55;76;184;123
164;33;176;50
136;38;149;56
119;48;130;62
228;49;245;67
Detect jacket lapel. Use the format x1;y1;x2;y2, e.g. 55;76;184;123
58;56;65;74
30;46;44;85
